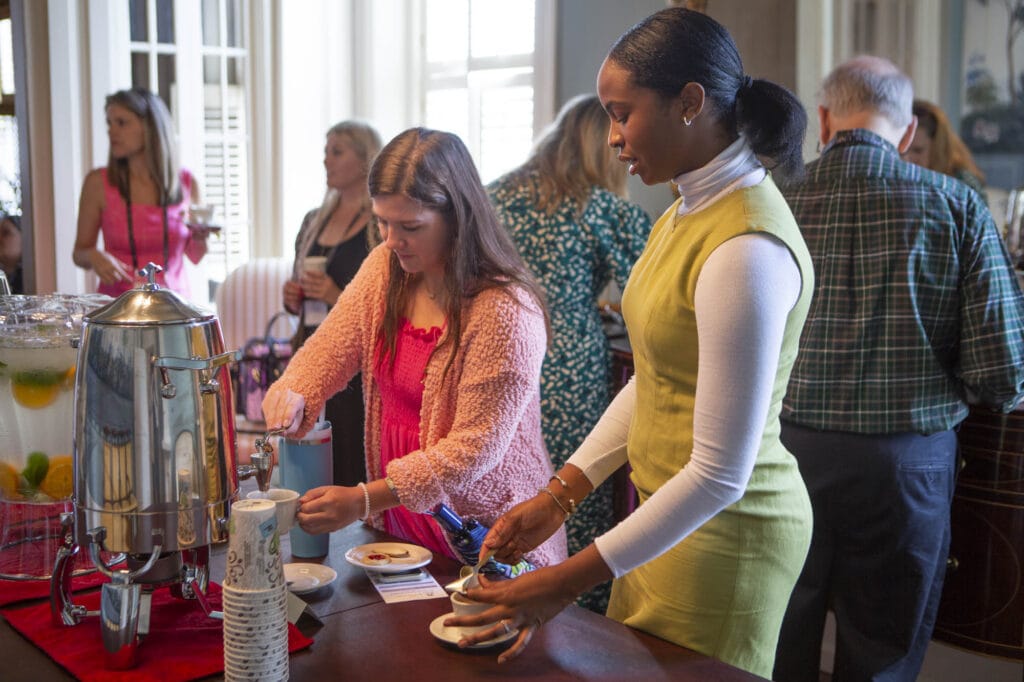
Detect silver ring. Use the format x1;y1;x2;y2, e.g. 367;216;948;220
501;619;512;634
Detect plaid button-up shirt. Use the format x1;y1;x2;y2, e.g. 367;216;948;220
781;129;1024;434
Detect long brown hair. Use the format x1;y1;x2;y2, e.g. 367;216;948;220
912;99;986;183
105;88;182;205
512;94;626;215
369;128;548;377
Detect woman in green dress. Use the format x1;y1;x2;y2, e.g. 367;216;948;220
446;8;814;678
488;94;651;613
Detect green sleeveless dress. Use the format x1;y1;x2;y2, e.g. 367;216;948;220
608;178;813;678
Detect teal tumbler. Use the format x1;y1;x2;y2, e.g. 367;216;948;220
278;421;333;558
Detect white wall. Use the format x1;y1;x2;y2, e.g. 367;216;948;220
279;0;355;255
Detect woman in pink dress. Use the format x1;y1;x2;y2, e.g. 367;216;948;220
263;128;568;568
73;88;212;298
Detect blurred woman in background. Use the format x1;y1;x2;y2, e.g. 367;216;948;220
283;120;383;486
0;212;23;294
73;88;212;298
487;94;651;612
904;98;986;196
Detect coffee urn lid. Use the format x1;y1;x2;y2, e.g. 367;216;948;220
85;263;215;325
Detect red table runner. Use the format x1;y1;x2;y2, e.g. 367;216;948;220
0;570;111;608
2;582;313;682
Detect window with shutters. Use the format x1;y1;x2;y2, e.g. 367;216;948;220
421;0;552;184
0;8;18;215
128;0;249;305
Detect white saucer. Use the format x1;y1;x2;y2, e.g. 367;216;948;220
283;562;338;594
344;542;432;574
429;613;518;649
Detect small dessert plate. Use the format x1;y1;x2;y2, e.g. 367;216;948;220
429;613;518;649
344;542;432;573
283;562;338;594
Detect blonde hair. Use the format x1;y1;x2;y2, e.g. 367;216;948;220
297;120;385;263
105;88;182;204
912;99;985;183
514;94;626;215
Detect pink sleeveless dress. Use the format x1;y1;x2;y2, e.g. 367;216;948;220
98;168;195;297
375;318;455;560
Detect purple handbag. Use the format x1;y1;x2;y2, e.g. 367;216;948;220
235;312;294;422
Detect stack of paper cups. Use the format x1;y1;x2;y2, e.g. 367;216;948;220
222;498;289;681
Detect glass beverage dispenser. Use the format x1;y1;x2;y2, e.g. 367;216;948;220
0;294;113;579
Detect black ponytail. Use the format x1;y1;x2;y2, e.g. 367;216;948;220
736;79;807;179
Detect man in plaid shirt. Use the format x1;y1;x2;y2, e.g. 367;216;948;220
773;56;1024;682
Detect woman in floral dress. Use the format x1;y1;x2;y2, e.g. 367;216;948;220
488;95;651;611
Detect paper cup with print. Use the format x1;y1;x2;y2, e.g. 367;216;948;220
302;256;328;274
247;488;300;534
225;498;283;591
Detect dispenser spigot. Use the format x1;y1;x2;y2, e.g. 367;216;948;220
237;427;284;492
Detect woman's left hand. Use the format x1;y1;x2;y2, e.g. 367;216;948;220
443;566;578;663
297;485;363;534
298;270;341;305
188;225;216;241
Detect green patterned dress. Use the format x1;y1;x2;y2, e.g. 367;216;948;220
488;170;651;612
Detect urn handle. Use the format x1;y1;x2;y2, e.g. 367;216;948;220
153;350;241;397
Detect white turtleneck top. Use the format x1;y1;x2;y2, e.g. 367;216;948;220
566;137;803;578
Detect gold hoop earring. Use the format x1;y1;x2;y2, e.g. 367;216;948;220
683;116;693;127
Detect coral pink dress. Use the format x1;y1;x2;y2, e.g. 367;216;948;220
98;168;195;297
375;318;454;560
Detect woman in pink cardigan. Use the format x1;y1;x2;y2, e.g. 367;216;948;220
263;128;568;568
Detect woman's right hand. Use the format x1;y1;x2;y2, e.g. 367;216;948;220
261;384;305;434
297;485;363;534
482;494;567;565
88;249;134;286
282;279;303;315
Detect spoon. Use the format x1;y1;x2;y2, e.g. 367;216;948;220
444;548;495;594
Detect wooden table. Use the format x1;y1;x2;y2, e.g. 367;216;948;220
0;517;767;681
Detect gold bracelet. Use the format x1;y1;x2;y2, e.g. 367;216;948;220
384;476;399;501
539;487;575;517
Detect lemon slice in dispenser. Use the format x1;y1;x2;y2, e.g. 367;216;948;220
11;369;67;409
0;463;19;500
40;455;73;500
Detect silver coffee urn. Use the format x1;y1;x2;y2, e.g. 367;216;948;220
49;264;274;669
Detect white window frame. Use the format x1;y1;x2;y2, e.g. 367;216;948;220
414;0;556;179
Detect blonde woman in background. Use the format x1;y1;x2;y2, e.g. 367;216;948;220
487;94;651;613
283;120;383;487
73;88;211;298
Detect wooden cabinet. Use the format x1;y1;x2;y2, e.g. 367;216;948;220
933;407;1024;660
608;336;637;522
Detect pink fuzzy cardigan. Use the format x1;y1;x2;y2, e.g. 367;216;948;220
275;245;568;567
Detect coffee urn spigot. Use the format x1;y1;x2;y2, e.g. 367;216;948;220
237;428;284;492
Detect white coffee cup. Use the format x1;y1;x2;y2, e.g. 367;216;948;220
450;591;490;617
247;488;300;534
303;256;328;274
188;203;215;225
